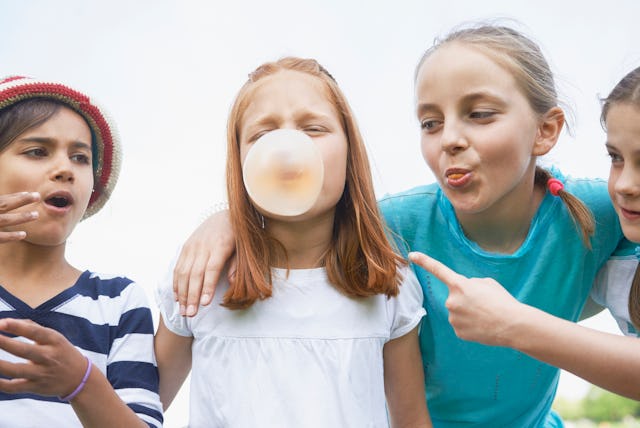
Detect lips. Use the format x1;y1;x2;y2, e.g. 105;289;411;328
619;206;640;221
445;168;472;187
43;191;74;212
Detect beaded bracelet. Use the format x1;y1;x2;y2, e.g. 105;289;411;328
59;355;92;402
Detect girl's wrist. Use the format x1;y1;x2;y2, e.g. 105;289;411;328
501;304;546;352
59;355;92;402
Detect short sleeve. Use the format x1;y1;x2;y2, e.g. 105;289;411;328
387;265;426;340
108;280;164;427
155;252;193;337
591;248;639;337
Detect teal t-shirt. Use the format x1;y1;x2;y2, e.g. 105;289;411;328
379;171;623;428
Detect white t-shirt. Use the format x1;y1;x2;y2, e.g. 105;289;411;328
592;254;639;337
157;265;425;428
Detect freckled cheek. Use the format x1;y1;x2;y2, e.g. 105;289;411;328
238;143;250;166
321;144;348;192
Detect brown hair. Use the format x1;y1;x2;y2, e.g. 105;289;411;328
0;99;62;152
601;66;640;329
0;98;104;197
601;66;640;128
223;57;405;309
416;24;594;247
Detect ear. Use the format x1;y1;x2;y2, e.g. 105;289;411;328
532;107;564;156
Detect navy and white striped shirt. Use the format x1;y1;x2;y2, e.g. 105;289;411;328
0;271;163;428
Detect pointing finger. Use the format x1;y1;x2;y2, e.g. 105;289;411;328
408;251;466;290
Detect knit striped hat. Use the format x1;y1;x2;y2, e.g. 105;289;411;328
0;76;121;219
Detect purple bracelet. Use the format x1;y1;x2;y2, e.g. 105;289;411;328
59;355;92;402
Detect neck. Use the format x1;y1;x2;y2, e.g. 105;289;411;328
0;241;78;305
265;209;335;269
457;182;546;254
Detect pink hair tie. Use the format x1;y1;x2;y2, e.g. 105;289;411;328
547;178;564;196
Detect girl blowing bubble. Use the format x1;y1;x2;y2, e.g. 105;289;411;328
410;66;640;401
154;57;430;428
171;24;627;427
0;77;162;427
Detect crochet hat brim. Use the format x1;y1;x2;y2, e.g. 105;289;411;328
0;76;121;219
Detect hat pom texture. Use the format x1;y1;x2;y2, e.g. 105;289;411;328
0;76;121;219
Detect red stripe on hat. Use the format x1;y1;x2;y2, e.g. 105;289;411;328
81;101;113;205
0;76;27;85
0;80;113;206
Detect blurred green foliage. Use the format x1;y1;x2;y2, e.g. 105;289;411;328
554;386;640;423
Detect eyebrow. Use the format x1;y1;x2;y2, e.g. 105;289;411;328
250;110;333;124
16;137;92;151
242;110;336;136
416;91;506;116
605;142;640;156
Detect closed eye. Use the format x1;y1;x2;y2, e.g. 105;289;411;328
302;125;328;135
248;129;273;143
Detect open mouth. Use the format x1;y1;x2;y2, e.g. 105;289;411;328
45;196;70;208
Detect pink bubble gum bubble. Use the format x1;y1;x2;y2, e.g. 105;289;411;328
243;129;324;216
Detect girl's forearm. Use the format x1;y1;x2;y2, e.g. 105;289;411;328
70;367;150;428
505;304;640;400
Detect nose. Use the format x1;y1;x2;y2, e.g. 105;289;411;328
51;156;75;183
614;165;640;197
54;171;74;182
440;120;468;155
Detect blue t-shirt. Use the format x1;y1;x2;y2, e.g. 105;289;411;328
379;172;623;428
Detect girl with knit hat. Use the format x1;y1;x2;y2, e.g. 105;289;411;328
155;57;430;427
0;77;163;428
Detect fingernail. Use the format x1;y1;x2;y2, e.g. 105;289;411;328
29;211;38;219
200;294;210;305
186;305;196;316
179;305;186;316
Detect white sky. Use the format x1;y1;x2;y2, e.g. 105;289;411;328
2;1;639;426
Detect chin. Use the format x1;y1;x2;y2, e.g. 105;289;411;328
25;227;73;247
621;226;640;244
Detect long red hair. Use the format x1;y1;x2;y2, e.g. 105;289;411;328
223;57;405;309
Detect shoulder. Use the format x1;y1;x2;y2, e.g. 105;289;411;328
379;183;440;207
550;168;609;205
79;271;151;310
378;183;440;223
386;265;426;340
549;168;618;230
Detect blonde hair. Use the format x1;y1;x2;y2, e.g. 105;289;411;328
223;57;405;309
416;24;594;247
601;66;640;330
